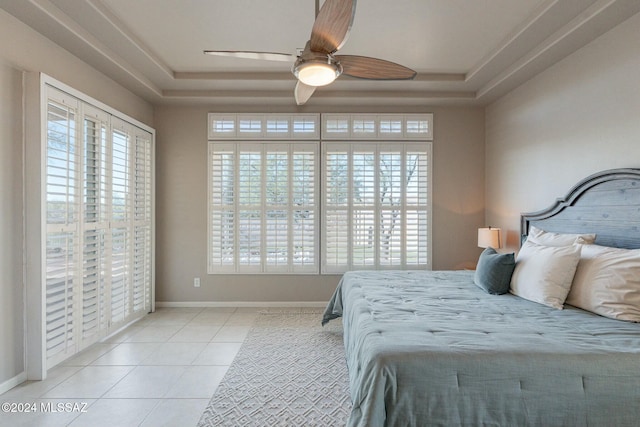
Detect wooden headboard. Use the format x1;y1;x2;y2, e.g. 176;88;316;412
521;168;640;249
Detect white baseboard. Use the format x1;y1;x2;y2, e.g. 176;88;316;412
0;371;27;395
155;301;328;308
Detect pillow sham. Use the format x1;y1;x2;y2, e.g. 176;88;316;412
527;225;596;247
510;240;581;309
474;248;516;295
566;244;640;322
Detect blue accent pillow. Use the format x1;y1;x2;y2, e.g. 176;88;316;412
474;247;516;295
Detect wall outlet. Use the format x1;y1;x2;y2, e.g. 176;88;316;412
194;277;201;288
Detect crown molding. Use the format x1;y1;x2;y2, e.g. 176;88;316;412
173;71;466;82
87;0;173;78
163;88;475;100
477;0;640;100
27;0;162;96
466;0;559;83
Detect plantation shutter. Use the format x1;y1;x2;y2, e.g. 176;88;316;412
208;114;320;274
42;80;154;370
209;143;236;272
208;113;431;276
81;104;110;348
320;114;432;274
132;129;153;314
209;141;319;274
237;144;262;273
265;145;289;272
45;88;80;366
405;150;430;265
324;145;350;271
322;141;431;273
110;118;132;325
264;143;318;273
291;148;316;270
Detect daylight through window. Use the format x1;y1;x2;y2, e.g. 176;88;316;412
208;114;432;274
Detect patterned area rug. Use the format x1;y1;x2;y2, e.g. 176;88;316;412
197;309;351;427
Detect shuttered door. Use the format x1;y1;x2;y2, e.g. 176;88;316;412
110;119;131;326
81;105;110;348
132;130;152;314
45;89;80;367
43;83;154;369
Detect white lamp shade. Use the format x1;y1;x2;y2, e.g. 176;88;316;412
478;227;502;249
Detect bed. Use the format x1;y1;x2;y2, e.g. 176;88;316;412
322;168;640;427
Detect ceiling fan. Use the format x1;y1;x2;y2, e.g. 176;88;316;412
204;0;417;105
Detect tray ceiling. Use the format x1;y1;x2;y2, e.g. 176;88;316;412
1;0;639;107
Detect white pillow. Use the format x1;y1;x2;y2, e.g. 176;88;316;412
566;244;640;322
527;225;596;247
510;240;581;309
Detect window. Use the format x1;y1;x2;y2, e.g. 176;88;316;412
208;114;319;139
208;113;432;275
322;142;430;273
209;142;318;273
44;86;153;368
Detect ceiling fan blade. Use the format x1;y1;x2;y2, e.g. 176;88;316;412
294;81;317;105
309;0;356;54
203;50;296;62
335;55;417;80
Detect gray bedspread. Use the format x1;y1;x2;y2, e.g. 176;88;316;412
322;270;640;427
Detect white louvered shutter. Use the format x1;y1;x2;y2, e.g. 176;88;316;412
209;140;318;274
353;148;376;267
207;113;430;276
291;147;317;271
379;150;404;266
132;129;153;314
238;145;262;272
265;146;289;272
405;151;430;265
80;105;110;348
323;141;431;273
209;144;236;272
323;146;350;272
45;88;80;366
110;118;132;325
40;80;154;371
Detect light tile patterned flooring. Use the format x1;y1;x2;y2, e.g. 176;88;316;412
0;307;258;427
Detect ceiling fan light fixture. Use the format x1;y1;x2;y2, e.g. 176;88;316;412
294;59;342;87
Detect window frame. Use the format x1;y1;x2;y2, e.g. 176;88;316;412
207;113;432;275
208;140;320;274
321;140;432;274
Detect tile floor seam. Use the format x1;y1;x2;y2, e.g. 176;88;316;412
135;399;165;427
96;365;138;401
1;306;254;427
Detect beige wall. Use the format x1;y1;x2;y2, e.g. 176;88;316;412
0;59;24;386
0;9;153;387
485;12;640;251
154;105;485;303
0;10;153;126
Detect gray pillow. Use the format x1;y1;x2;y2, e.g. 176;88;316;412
474;248;516;295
